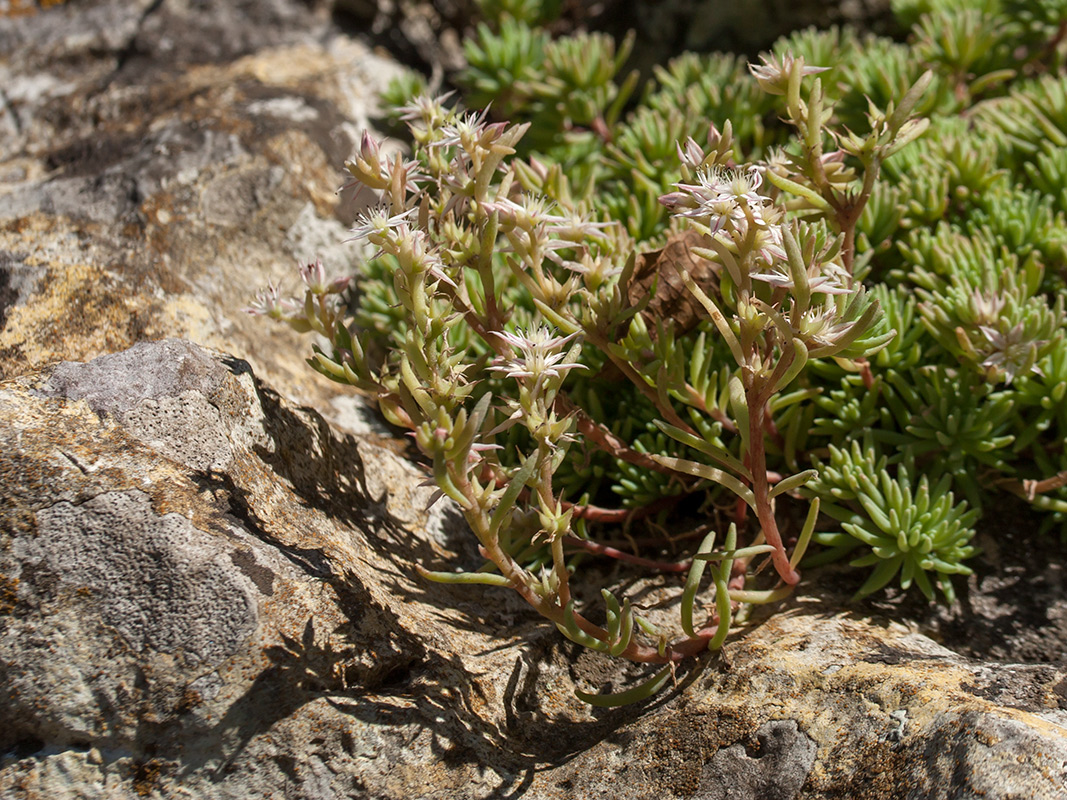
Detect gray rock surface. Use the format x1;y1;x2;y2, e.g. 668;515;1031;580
0;0;399;425
3;338;1067;799
2;2;1067;799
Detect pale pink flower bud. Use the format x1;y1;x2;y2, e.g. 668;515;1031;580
343;131;390;191
527;157;550;182
300;259;328;294
677;137;706;170
749;53;829;96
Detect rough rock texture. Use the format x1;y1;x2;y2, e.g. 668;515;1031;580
3;339;1067;800
0;0;402;437
2;2;1067;799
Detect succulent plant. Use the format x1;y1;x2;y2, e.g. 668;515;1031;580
253;0;1067;701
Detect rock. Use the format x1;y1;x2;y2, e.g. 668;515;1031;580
3;2;1067;799
1;339;1066;799
0;0;402;431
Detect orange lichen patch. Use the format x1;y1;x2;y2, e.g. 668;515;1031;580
1000;706;1067;739
2;210;59;239
0;213;166;375
131;758;164;797
0;574;19;615
0;256;157;377
0;384;185;503
0;0;64;17
173;687;203;715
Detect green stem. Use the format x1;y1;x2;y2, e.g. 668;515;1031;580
586;330;697;436
449;455;682;663
838;154;881;277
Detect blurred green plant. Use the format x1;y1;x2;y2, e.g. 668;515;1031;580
254;0;1067;702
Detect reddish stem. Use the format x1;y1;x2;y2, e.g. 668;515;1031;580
747;385;800;586
564;536;691;573
556;394;695;480
856;358;874;390
563;492;683;523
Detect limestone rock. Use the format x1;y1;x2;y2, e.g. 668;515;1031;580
1;339;1066;799
0;0;401;433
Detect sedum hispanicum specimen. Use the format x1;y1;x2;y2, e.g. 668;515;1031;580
254;0;1067;702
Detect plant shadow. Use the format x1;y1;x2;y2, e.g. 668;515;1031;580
190;370;716;793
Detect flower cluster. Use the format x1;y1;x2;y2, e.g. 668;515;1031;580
490;327;582;382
